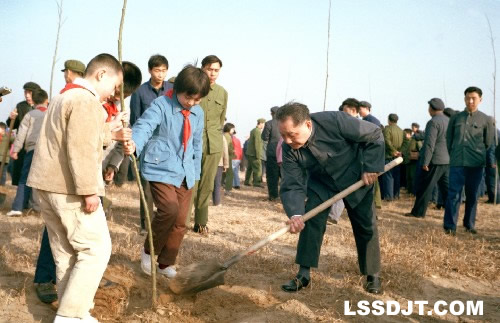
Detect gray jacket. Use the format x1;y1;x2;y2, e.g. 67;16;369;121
421;113;449;166
13;107;46;153
447;109;494;167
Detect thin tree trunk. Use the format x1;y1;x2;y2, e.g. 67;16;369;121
49;0;64;100
117;0;157;308
323;0;331;111
486;15;498;204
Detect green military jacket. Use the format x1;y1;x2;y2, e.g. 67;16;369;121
383;123;404;159
223;132;235;159
246;127;262;159
401;137;411;164
200;83;228;154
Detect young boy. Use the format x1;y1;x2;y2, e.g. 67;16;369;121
27;53;123;322
123;65;210;278
7;89;49;217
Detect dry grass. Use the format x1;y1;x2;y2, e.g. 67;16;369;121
0;177;498;322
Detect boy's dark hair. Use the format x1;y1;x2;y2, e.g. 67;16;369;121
388;113;399;123
464;86;482;97
403;128;412;135
85;53;123;77
23;82;40;92
0;122;6;130
342;98;360;112
32;89;48;105
148;54;169;70
411;122;420;129
173;65;210;97
201;55;223;68
276;102;310;126
122;61;142;97
223;123;235;133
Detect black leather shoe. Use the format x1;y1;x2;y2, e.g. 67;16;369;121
465;228;477;234
365;275;382;294
281;275;310;293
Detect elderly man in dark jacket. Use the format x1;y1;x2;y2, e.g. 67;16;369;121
444;87;494;235
405;98;449;218
262;106;282;201
277;102;385;294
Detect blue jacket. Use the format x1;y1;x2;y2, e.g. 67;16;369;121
132;93;204;189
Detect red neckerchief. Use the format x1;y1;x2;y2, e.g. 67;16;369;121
35;105;48;112
59;83;87;94
102;100;119;122
165;89;191;152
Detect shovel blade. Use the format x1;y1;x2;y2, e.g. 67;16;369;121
169;259;226;295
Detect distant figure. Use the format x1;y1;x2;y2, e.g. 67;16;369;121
444;86;495;235
262;106;282;201
192;55;228;234
405;98;449;218
7;81;41;186
244;118;266;187
213;133;229;206
231;132;243;189
130;54;171;233
7;89;49;217
380;113;404;201
61;59;85;84
222;123;236;193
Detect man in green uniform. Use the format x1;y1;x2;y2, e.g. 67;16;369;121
245;118;266;187
380;113;404;201
192;55;228;234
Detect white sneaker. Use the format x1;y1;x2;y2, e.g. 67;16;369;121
6;210;22;217
141;248;152;276
157;265;176;278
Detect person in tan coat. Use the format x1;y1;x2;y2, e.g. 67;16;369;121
27;53;124;322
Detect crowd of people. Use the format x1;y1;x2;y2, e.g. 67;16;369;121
1;52;499;322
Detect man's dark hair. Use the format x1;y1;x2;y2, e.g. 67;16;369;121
23;82;40;92
173;65;210;97
275;102;310;126
0;122;6;130
464;86;482;98
201;55;223;68
359;101;372;110
388;113;399;123
122;61;142;96
443;107;457;118
85;53;123;77
342;98;360;112
411;122;419;129
223;122;235;133
403;128;412;135
148;54;169;70
32;89;48;105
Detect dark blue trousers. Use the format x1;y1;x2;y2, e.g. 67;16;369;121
444;166;484;231
33;227;56;284
380;159;401;200
12;150;34;211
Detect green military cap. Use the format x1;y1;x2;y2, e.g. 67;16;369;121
257;118;266;124
23;82;40;91
61;60;86;74
168;76;176;83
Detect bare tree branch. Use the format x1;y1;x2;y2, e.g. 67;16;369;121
49;0;64;100
323;0;332;111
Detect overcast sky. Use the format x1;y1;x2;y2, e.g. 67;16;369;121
1;0;499;138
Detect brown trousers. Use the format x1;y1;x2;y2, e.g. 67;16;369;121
144;181;192;266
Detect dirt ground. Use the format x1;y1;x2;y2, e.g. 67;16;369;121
0;176;498;322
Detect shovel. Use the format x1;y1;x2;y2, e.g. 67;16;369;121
169;157;403;295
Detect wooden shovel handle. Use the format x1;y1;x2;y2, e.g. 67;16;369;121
223;157;403;269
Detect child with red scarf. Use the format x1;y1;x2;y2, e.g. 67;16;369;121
123;65;210;278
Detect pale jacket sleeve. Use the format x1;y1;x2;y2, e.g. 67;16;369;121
13;113;31;153
193;109;204;180
222;134;229;169
66;98;105;195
